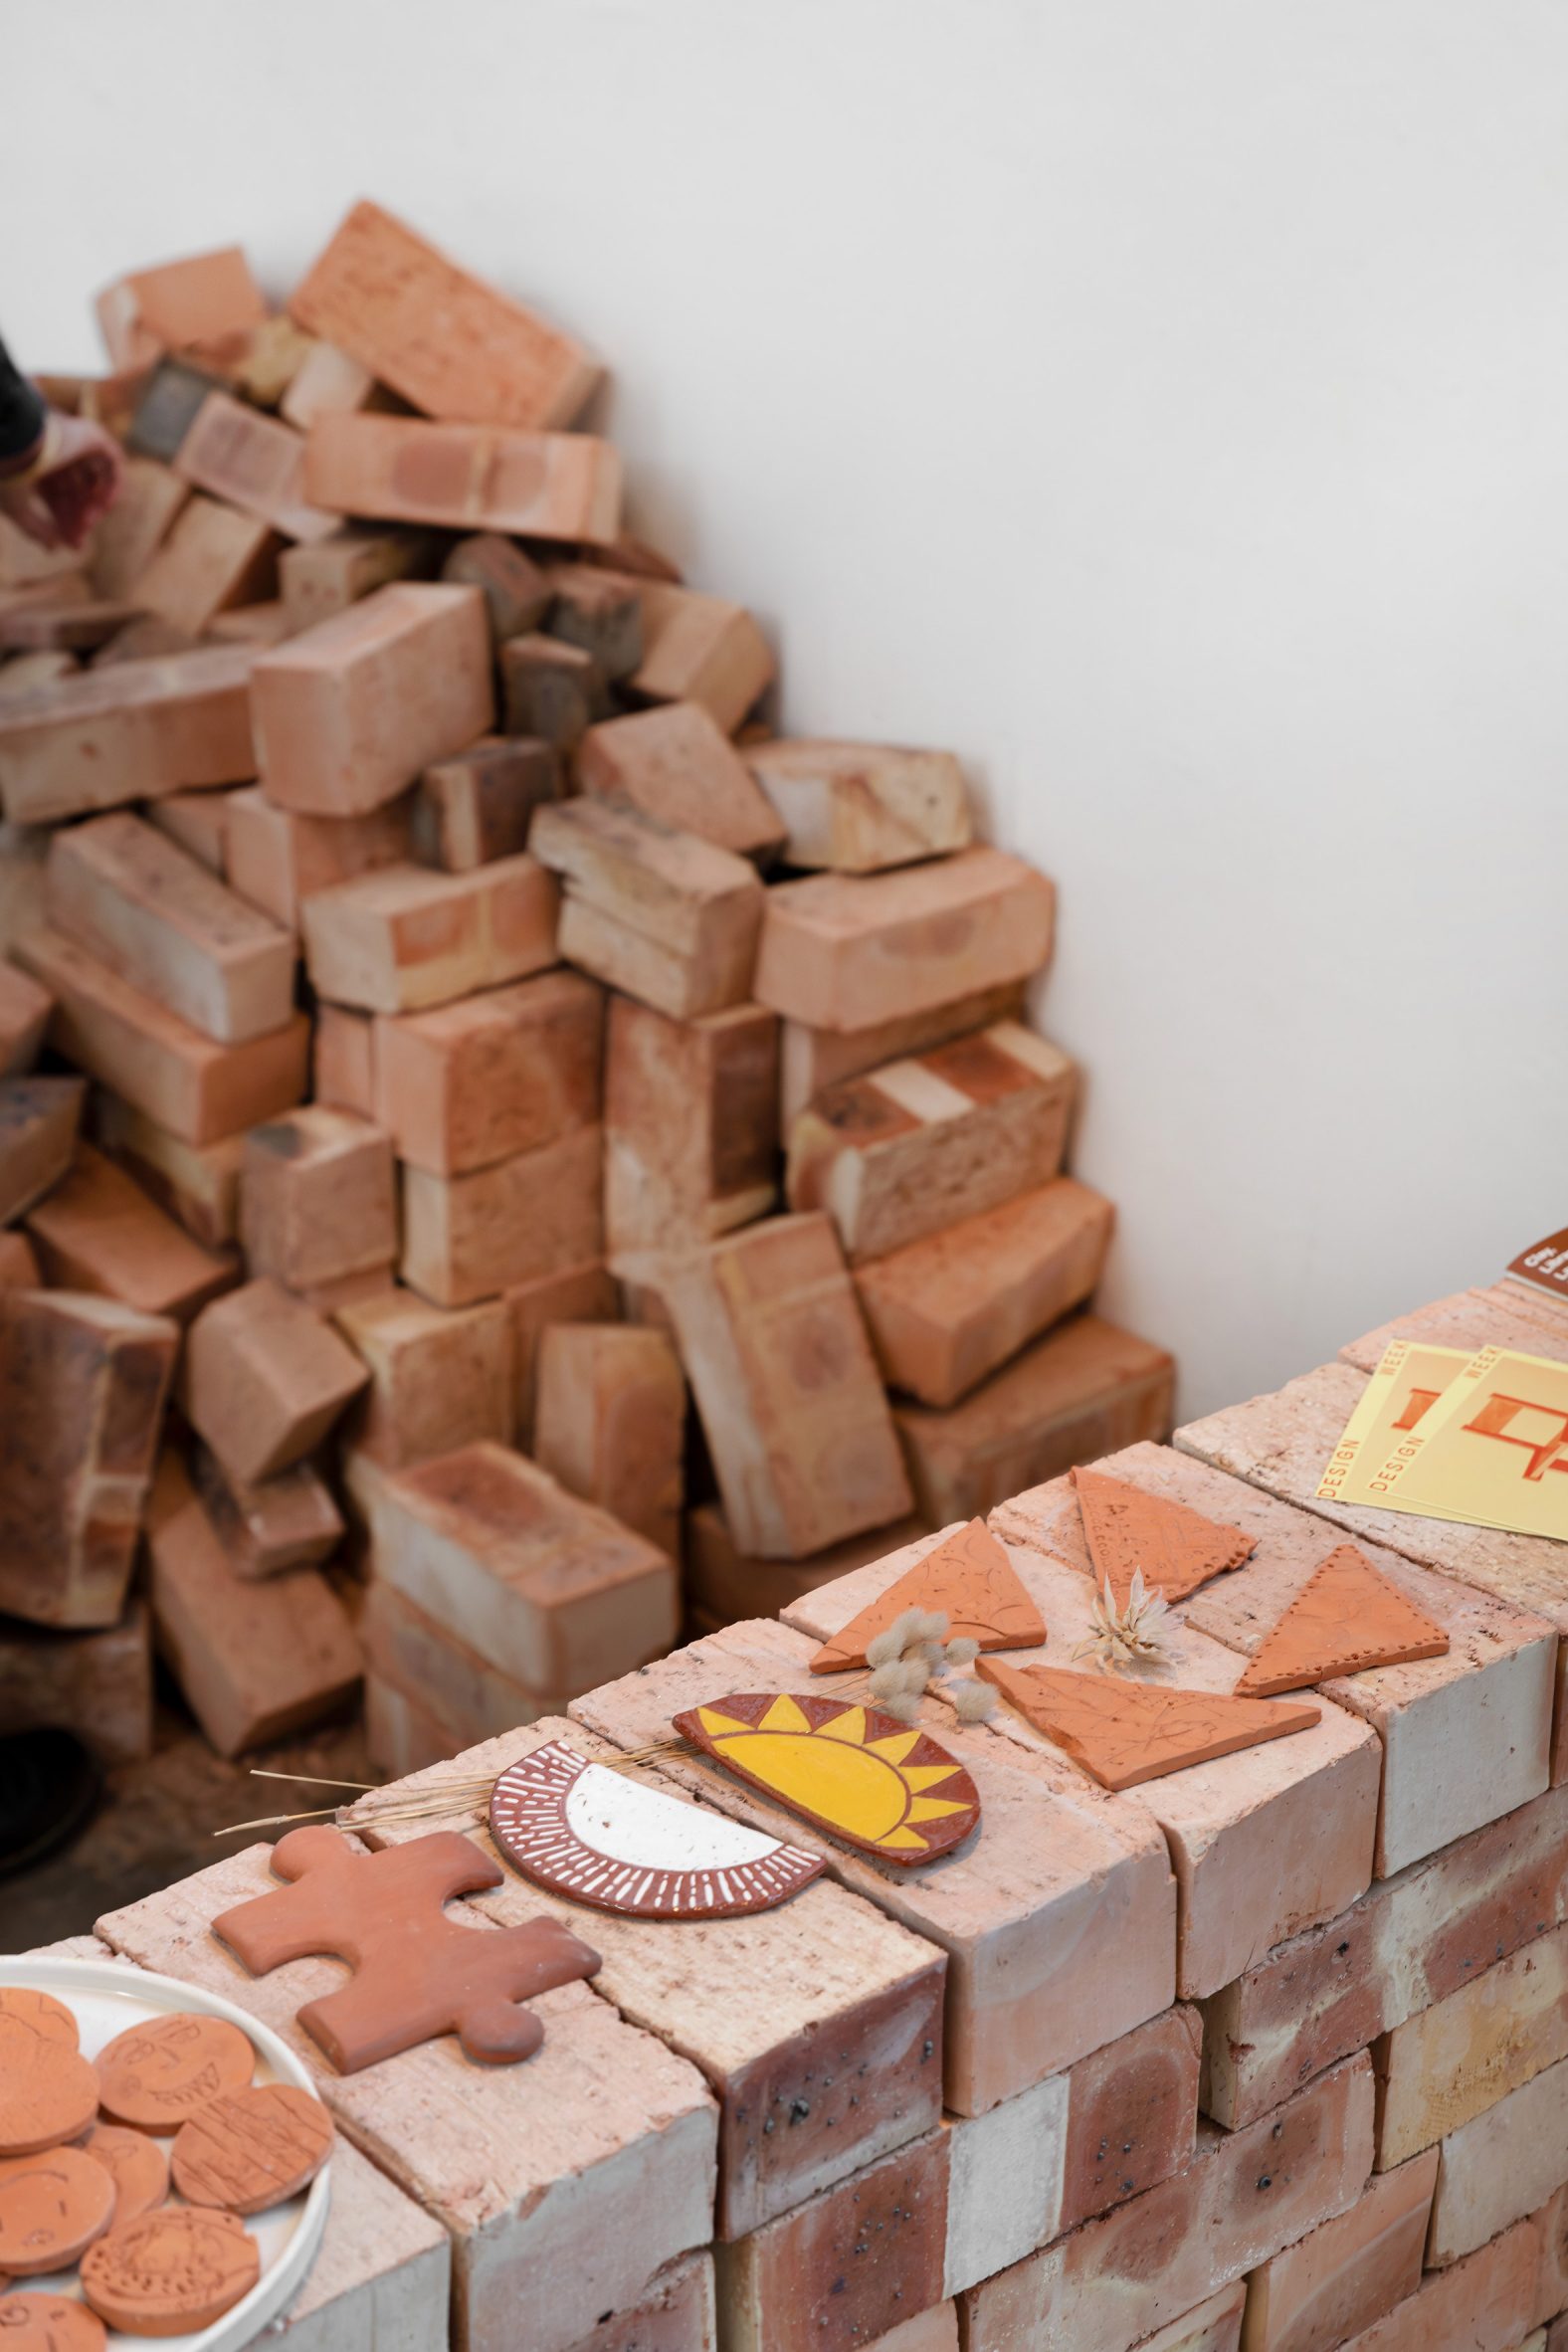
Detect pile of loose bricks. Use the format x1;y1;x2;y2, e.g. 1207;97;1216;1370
0;202;1175;1777
27;1270;1568;2352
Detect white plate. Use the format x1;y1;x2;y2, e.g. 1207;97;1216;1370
1;1954;331;2351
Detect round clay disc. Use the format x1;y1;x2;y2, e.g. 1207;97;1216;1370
0;2145;116;2275
81;2207;261;2338
0;2292;107;2349
79;2124;168;2228
171;2083;332;2217
0;1991;79;2064
0;2050;100;2161
95;2014;254;2133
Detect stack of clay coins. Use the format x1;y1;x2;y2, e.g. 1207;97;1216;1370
0;1988;331;2343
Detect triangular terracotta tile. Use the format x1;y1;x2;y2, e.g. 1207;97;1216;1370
1072;1466;1257;1610
977;1656;1320;1791
809;1518;1045;1673
1233;1544;1451;1697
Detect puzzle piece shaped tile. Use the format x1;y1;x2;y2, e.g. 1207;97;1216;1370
212;1825;602;2073
977;1656;1321;1790
808;1517;1045;1671
1072;1465;1257;1610
1234;1543;1451;1697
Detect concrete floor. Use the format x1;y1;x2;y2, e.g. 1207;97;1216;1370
6;1705;376;1952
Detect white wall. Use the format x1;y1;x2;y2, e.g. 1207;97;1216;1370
6;0;1565;1418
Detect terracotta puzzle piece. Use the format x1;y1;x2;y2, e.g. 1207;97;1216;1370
1071;1465;1257;1610
212;1824;603;2073
0;2294;107;2350
0;2046;99;2159
808;1517;1045;1672
81;2206;260;2337
490;1740;826;1917
79;2124;168;2229
96;2013;255;2132
0;2146;115;2275
171;2081;332;2215
1234;1542;1451;1697
672;1690;982;1865
977;1656;1321;1791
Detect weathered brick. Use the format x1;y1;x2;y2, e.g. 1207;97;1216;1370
507;1259;620;1450
535;1322;686;1557
630;581;774;733
412;735;564;872
0;1070;83;1221
225;785;411;930
175;390;337;541
97;245;266;371
25;1142;234;1320
132;494;279;634
337;1286;512;1469
604;996;777;1252
580;703;785;861
306;414;622;543
1375;1917;1568;2168
1242;2147;1437;2352
240;1104;397;1293
375;968;601;1175
301;855;558;1014
0;645;257;825
184;1276;367;1483
744;738;971;873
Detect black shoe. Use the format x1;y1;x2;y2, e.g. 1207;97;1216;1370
0;1729;103;1879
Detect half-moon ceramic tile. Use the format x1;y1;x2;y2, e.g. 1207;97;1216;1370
808;1517;1044;1671
1072;1464;1257;1609
978;1656;1321;1791
490;1739;826;1916
1234;1542;1451;1697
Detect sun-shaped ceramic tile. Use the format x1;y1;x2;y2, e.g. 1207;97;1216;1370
489;1740;825;1917
672;1690;982;1865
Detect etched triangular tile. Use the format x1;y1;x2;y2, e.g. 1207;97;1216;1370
1233;1543;1451;1697
977;1656;1320;1791
809;1517;1045;1672
1072;1466;1257;1610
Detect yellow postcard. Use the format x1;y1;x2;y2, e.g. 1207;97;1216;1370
1367;1345;1568;1543
1320;1341;1470;1510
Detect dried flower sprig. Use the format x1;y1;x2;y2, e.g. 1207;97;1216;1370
1074;1571;1172;1673
863;1608;996;1724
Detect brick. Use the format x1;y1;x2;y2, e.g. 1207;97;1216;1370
0;648;77;700
147;1459;359;1754
1175;1361;1568;1782
856;1178;1112;1407
756;849;1055;1032
305;412;623;543
562;2253;715;2352
1339;1284;1568;1377
960;2055;1372;2352
685;1501;930;1628
254;580;492;816
192;1445;342;1576
92;613;200;668
97;245;266;371
1133;2289;1248;2352
225;785;411;930
375;967;601;1175
0;1287;176;1627
1198;1780;1568;2131
0;596;146;653
0;1228;38;1284
745;739;972;873
361;1580;562;1748
788;1021;1076;1264
19;924;308;1144
789;1521;1381;1999
0;1071;83;1221
363;1666;459;1778
280;338;383;431
185;1276;367;1483
87;457;190;599
206;599;296;646
574;1612;1178;2112
1242;2147;1437;2352
535;1323;686;1556
255;2134;451;2352
25;1142;234;1319
133;494;280;634
546;562;644;679
499;633;603;747
444;533;551;643
1428;2054;1568;2266
998;1442;1558;1879
0;959;50;1075
290;199;600;429
92;1089;244;1247
1375;1917;1568;2167
185;313;314;410
302;854;557;1013
894;1314;1175;1523
240;1104;397;1291
46;811;295;1043
780;985;1032;1130
507;1259;619;1448
278;526;436;630
98;1838;716;2352
0;644;257;825
604;997;777;1252
0;521;86;589
363;1440;678;1694
580;703;786;861
650;1213;911;1558
357;1712;948;2239
412;735;564;872
175;390;337;541
631;582;775;734
1332;2208;1546;2351
402;1123;603;1305
337;1286;511;1468
124;356;221;463
147;788;238;876
0;1601;152;1766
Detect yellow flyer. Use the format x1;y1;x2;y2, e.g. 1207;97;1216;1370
1366;1345;1568;1542
1319;1341;1470;1510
